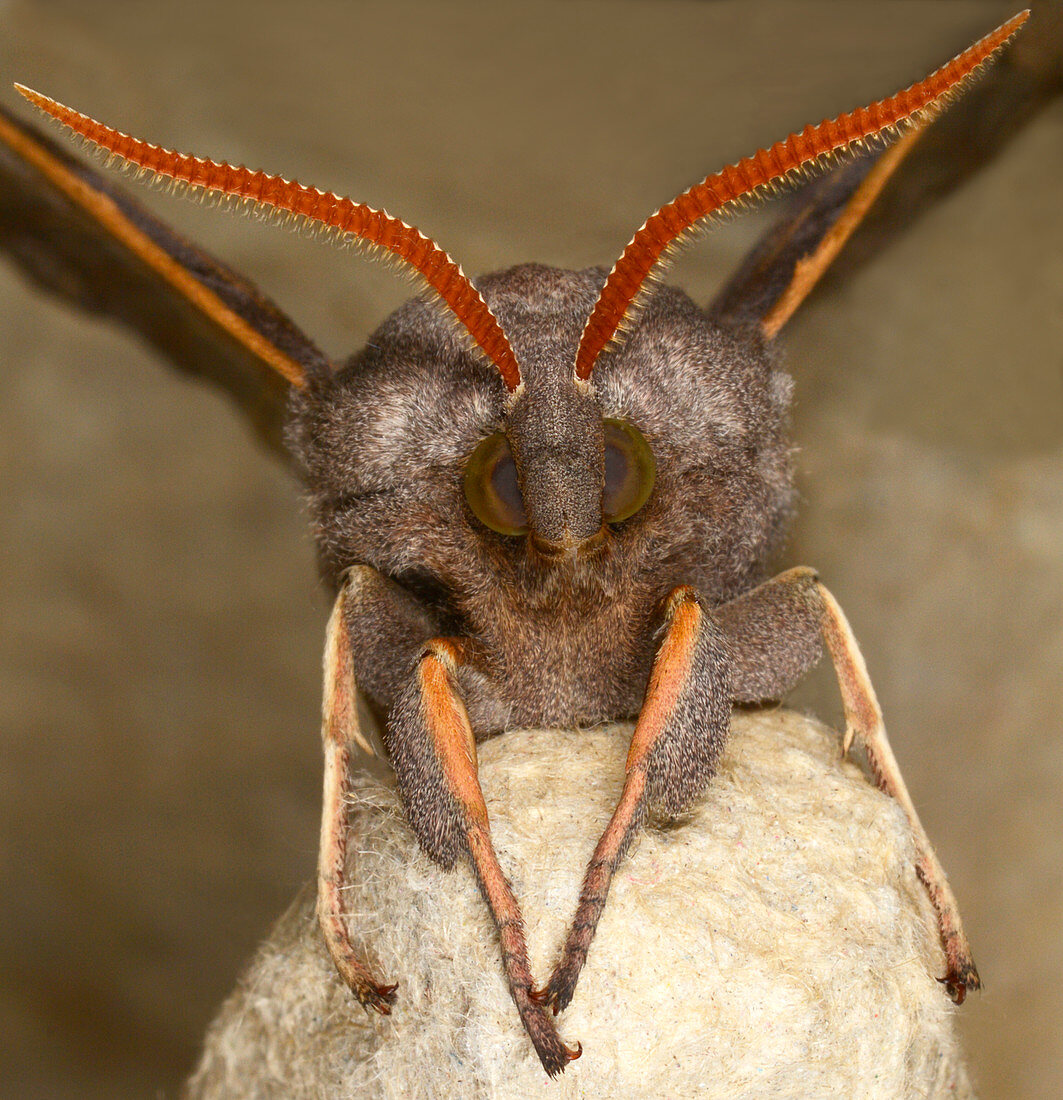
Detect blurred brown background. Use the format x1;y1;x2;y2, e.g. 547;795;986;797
0;1;1059;1096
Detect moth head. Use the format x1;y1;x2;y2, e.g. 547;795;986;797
288;261;792;606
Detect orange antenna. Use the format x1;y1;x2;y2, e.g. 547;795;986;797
574;10;1029;381
14;85;523;393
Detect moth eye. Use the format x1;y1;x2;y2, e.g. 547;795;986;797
464;432;529;536
602;419;656;523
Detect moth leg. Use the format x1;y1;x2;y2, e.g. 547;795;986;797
389;638;581;1077
720;566;980;1002
317;580;397;1013
816;580;980;1002
537;586;731;1014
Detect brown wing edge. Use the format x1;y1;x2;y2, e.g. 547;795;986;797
710;4;1063;335
708;136;919;336
0;101;334;460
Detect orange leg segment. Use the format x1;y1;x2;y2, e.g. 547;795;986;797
537;587;717;1014
817;582;980;1001
317;582;396;1013
417;640;581;1075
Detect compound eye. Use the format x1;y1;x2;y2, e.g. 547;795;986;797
602;419;655;523
464;432;529;536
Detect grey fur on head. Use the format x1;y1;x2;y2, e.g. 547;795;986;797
289;264;794;730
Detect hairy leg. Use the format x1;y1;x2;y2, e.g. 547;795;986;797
317;579;397;1012
537;586;731;1013
316;565;446;1012
389;638;581;1075
722;566;979;1001
816;582;980;1000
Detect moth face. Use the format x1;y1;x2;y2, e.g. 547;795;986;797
464;266;791;584
18;14;1016;602
464;411;656;553
466;266;660;559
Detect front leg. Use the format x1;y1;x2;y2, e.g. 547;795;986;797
319;567;579;1076
538;586;732;1013
541;568;979;1015
317;565;440;1015
719;566;980;1001
317;577;397;1014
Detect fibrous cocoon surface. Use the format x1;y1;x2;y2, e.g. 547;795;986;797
185;710;973;1099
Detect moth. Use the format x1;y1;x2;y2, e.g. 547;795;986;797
0;10;1028;1077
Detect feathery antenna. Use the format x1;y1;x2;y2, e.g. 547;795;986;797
574;10;1029;380
14;84;523;392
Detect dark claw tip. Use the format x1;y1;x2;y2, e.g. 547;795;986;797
537;1033;583;1076
939;961;981;1005
939;974;976;1005
530;982;567;1015
362;981;399;1015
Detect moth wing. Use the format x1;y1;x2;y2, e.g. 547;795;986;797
0;103;331;459
708;130;927;337
711;13;1061;337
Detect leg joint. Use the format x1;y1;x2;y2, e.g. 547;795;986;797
420;637;465;674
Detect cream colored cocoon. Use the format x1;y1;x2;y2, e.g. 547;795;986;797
185;710;973;1099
